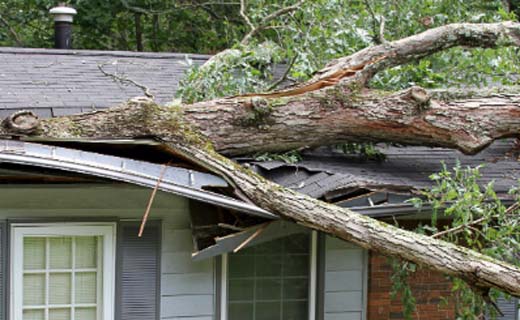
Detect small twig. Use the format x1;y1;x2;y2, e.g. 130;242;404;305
239;0;256;32
363;0;381;44
267;53;298;91
379;16;387;44
432;202;519;239
98;62;154;98
0;14;24;47
241;0;305;45
138;162;171;237
233;222;271;253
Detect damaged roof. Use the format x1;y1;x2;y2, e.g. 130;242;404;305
239;139;520;202
1;46;519;209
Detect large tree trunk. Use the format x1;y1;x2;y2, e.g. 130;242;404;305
2;22;520;297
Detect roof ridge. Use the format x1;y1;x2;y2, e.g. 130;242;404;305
0;46;212;60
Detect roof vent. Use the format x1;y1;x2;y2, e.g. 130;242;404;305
49;5;77;49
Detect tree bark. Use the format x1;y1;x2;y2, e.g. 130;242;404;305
2;22;520;297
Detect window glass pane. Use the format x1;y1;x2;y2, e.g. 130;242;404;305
50;237;72;269
229;279;254;301
49;273;71;304
75;307;97;320
24;238;45;270
75;272;97;304
23;309;44;320
255;301;281;320
284;234;309;253
255;254;282;277
283;301;308;320
283;254;309;277
283;278;308;299
49;308;71;320
228;302;253;320
228;255;254;278
75;236;98;268
255;278;281;300
23;273;45;305
227;232;310;320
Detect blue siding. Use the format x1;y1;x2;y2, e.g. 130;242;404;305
324;237;366;320
161;226;215;320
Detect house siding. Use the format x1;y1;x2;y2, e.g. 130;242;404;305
324;236;367;320
0;184;217;320
160;226;215;320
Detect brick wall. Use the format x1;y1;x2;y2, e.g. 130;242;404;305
367;251;456;320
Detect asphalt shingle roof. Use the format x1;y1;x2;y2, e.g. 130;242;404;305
1;46;518;202
0;47;210;118
243;140;520;199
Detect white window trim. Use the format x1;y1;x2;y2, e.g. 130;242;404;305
220;231;318;320
10;222;116;320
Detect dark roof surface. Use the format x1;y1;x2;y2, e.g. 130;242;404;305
241;139;520;200
0;47;210;118
2;46;519;204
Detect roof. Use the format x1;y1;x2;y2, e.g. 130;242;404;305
0;139;275;219
240;139;520;202
1;46;519;211
0;47;210;118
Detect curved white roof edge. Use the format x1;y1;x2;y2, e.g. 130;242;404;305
0;139;277;219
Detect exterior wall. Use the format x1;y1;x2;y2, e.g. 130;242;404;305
367;252;455;320
324;236;367;320
0;184;217;320
161;224;215;320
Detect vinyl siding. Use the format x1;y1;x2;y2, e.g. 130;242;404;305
324;236;367;320
0;184;217;320
496;297;518;320
161;226;215;320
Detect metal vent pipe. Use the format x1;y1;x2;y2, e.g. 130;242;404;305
49;5;77;49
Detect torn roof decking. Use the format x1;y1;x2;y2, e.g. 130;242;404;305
0;47;210;117
241;139;520;201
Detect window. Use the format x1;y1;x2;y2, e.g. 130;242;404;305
11;224;116;320
221;231;317;320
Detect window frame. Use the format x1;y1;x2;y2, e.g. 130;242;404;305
220;231;318;320
10;222;116;320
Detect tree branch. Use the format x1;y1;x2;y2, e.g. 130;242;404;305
239;0;255;32
240;0;305;45
432;202;520;239
312;21;520;87
0;14;24;47
97;62;154;98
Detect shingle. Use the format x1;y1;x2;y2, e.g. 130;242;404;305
245;139;520;199
0;47;210;111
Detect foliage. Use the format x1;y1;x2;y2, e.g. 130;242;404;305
176;0;520;103
389;259;417;320
176;42;284;103
400;163;520;319
253;149;302;164
0;0;242;53
333;142;386;161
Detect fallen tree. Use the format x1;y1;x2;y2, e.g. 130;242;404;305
2;22;520;298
